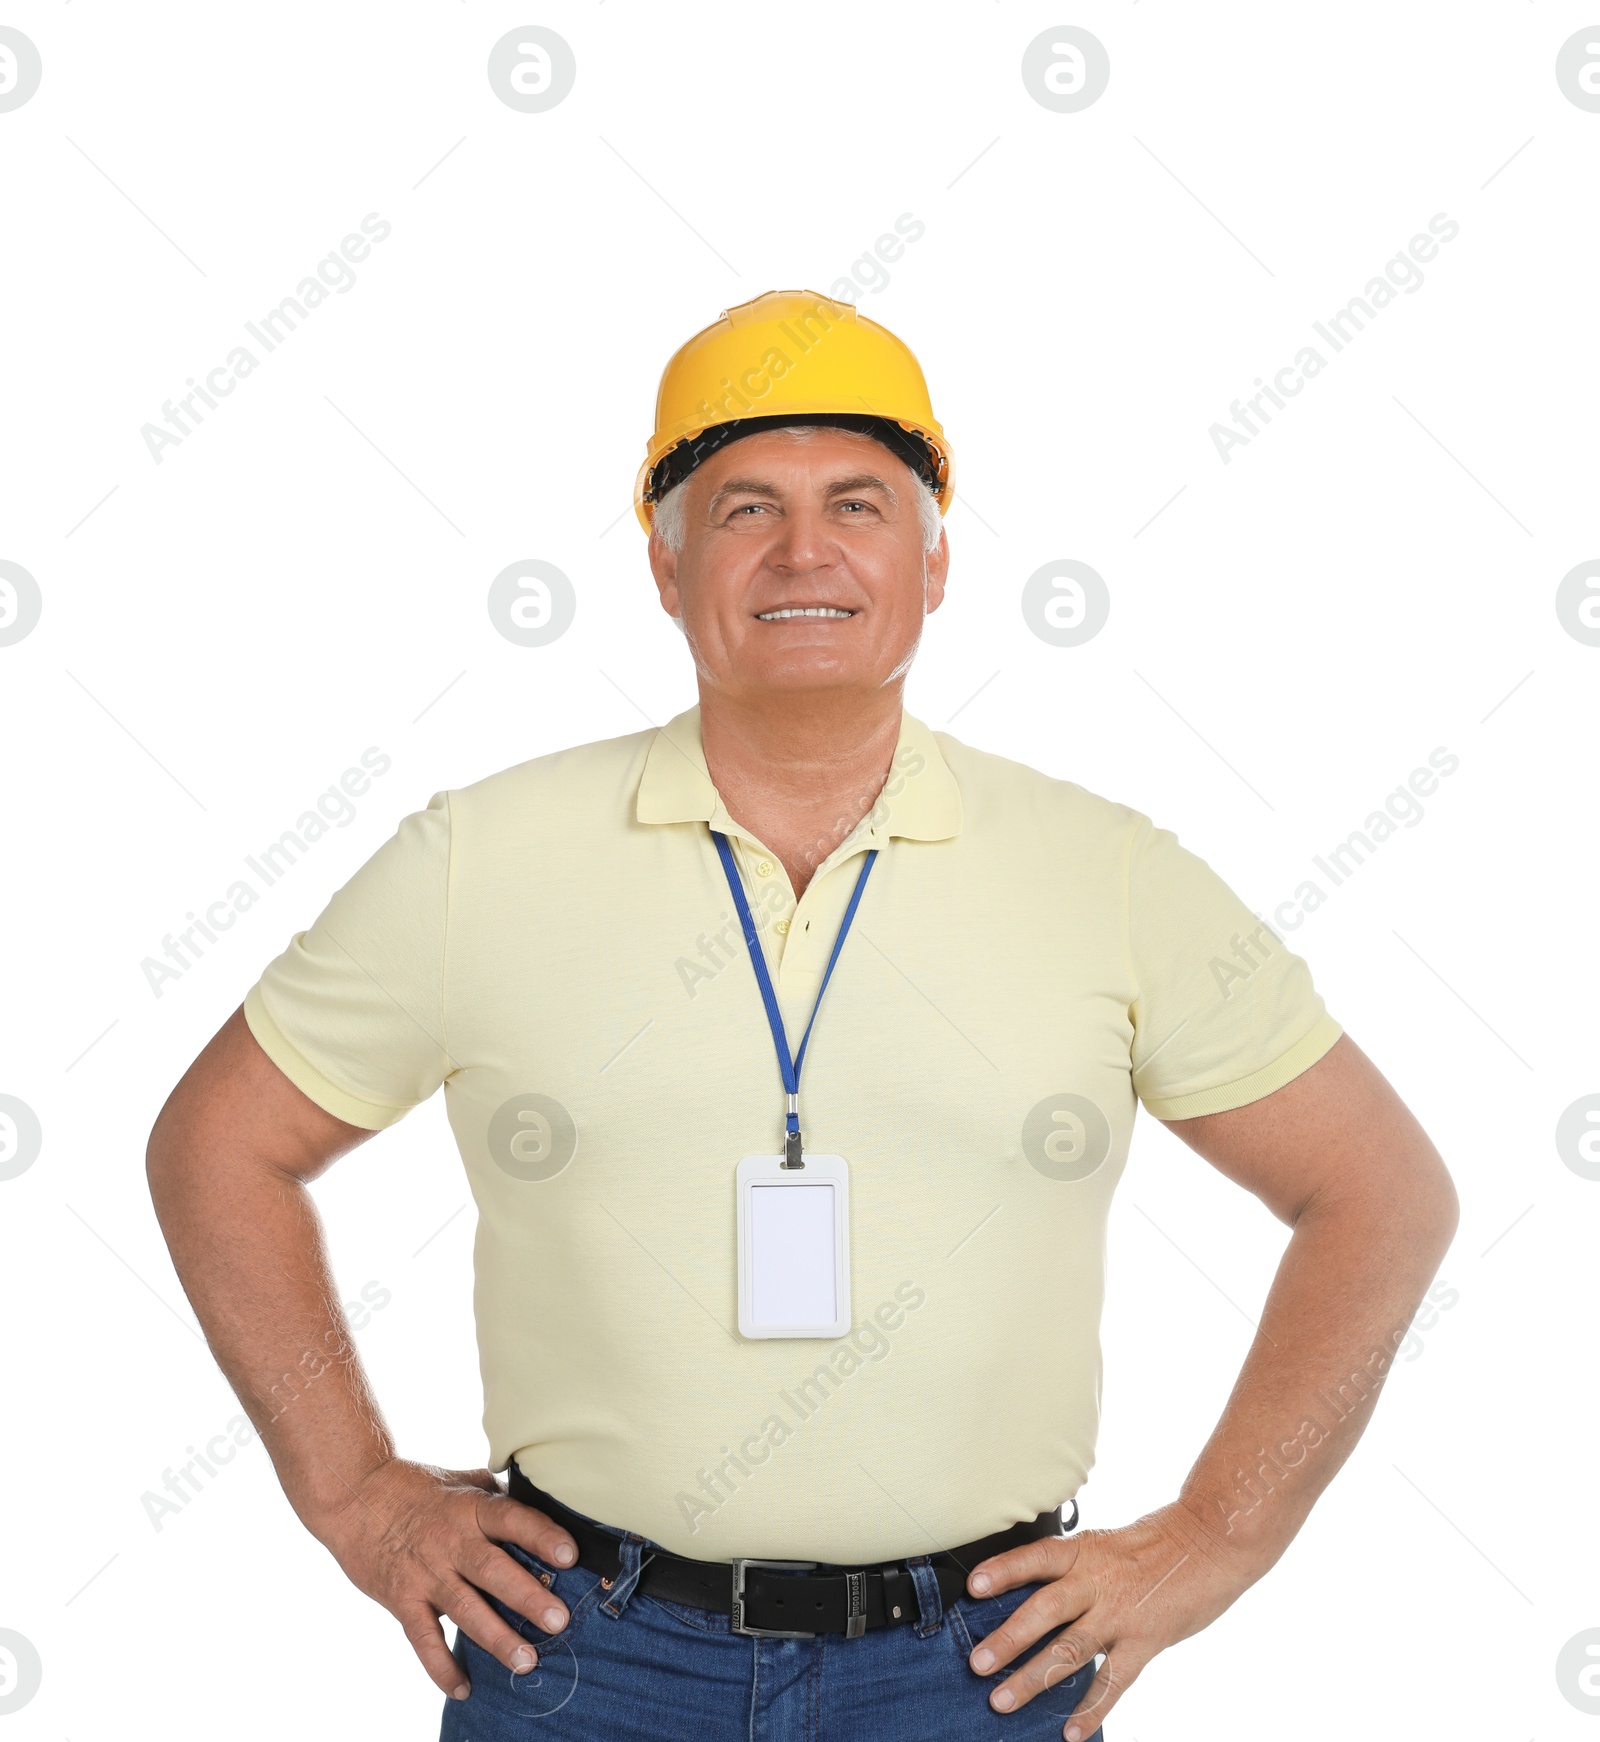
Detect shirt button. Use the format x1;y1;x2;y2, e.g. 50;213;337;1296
756;858;775;878
775;918;789;935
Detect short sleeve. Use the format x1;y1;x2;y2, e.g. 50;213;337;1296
1125;814;1341;1120
243;791;453;1129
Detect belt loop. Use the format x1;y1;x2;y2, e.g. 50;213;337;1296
907;1554;944;1637
601;1533;648;1618
880;1563;909;1627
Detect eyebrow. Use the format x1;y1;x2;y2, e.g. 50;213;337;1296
706;472;900;513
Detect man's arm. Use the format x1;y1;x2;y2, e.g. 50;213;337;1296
146;1007;580;1701
965;1033;1459;1737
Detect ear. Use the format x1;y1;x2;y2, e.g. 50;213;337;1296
648;525;683;620
923;525;950;614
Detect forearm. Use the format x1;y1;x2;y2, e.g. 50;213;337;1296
147;1013;594;1699
155;1156;390;1528
147;1011;390;1540
1174;1172;1457;1578
962;1042;1458;1726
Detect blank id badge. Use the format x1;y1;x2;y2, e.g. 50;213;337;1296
736;1153;851;1339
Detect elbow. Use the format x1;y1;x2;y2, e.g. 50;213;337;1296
1414;1145;1461;1265
1437;1165;1462;1250
144;1119;169;1216
144;1090;185;1218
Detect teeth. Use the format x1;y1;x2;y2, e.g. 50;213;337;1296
756;607;854;620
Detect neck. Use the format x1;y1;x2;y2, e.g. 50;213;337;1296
698;685;904;896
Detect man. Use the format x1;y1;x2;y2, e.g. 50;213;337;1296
148;290;1458;1740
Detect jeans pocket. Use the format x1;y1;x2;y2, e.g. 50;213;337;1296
486;1541;606;1650
948;1579;1041;1665
452;1625;588;1724
950;1583;1103;1735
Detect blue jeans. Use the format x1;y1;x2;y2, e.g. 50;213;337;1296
440;1496;1105;1741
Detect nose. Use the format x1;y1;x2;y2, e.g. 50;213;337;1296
766;501;836;576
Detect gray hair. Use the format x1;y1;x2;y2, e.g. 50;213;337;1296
651;424;945;555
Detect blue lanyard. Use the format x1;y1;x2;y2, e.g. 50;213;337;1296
711;830;877;1169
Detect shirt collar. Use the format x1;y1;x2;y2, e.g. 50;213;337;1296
635;703;963;845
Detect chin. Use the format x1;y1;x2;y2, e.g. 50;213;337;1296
739;657;867;694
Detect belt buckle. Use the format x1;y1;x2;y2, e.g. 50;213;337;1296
730;1558;819;1638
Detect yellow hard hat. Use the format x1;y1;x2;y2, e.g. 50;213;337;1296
633;289;954;534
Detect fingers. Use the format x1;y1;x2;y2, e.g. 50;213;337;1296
391;1540;567;1699
968;1533;1081;1597
463;1537;571;1635
1056;1648;1143;1740
396;1600;472;1701
478;1492;580;1572
967;1573;1094;1677
446;1581;549;1678
987;1622;1102;1714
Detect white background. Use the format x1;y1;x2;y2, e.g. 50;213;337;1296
2;3;1597;1736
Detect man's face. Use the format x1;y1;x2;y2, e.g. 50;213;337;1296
648;427;949;705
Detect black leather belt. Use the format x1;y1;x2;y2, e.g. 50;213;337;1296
507;1463;1078;1639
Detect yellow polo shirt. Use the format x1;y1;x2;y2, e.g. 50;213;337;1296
244;704;1340;1561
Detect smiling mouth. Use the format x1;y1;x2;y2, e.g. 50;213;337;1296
755;606;856;621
